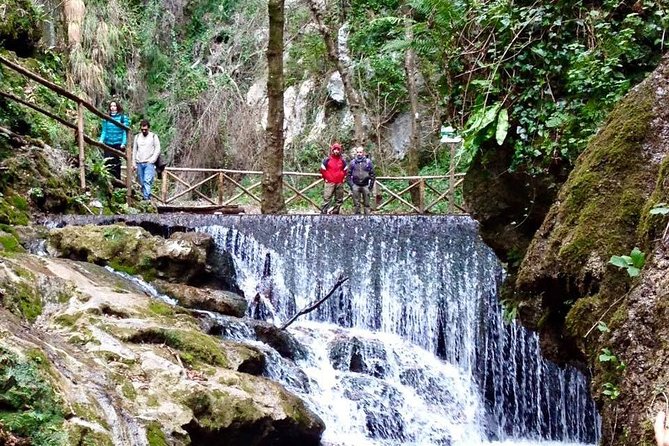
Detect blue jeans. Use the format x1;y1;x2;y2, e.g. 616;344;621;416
136;163;155;200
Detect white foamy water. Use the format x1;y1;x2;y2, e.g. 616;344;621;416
195;215;599;445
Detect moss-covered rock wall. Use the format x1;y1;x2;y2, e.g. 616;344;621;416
511;54;669;444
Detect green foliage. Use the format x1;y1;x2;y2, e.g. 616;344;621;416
650;202;669;216
596;321;610;333
598;347;626;400
609;247;645;277
0;346;66;445
501;298;518;323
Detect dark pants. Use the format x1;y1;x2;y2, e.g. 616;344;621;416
322;182;344;214
351;184;371;215
104;144;123;180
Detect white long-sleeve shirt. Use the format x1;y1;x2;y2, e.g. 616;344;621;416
133;131;161;164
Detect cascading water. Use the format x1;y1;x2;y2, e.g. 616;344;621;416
194;215;599;446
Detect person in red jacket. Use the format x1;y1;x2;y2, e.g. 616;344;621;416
320;142;348;214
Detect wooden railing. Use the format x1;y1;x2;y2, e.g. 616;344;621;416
156;168;466;214
0;55;133;203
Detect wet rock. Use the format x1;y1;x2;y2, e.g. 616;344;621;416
181;377;324;446
0;253;322;446
341;375;405;441
155;281;247;317
329;335;387;378
463;144;566;272
0;0;42;57
249;320;307;361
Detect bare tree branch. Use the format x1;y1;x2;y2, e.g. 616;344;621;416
280;275;349;330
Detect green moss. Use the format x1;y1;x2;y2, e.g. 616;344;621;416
54;312;83;328
0;192;30;226
126;328;229;368
551;82;654;273
183;388;262;429
0;280;42;322
148;301;175;317
0;232;24;252
0;0;42;56
0;345;66;444
565;295;601;338
146;421;168;446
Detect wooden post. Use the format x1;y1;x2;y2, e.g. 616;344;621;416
418;178;425;213
125;130;132;205
218;172;224;205
161;169;168;203
448;142;456;213
77;102;85;189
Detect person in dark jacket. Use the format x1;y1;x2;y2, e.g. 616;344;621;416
347;146;376;215
320;142;348;214
98;100;130;180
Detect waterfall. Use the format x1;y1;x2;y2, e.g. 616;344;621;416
197;215;599;445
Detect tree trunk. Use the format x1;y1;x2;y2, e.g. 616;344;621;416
404;13;421;207
307;0;365;146
262;0;287;214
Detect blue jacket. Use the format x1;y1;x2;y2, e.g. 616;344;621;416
99;113;130;147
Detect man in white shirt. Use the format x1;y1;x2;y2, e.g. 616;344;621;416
132;119;161;200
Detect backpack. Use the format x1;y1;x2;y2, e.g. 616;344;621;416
156;153;167;175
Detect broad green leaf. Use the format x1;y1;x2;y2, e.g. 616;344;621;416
630;247;645;268
496;108;509;145
650;206;669;215
627;266;640;277
608;256;629;268
597;321;610;333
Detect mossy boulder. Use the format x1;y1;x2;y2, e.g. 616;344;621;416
0;133;84;219
0;252;323;446
48;224;213;284
181;378;324;446
463;142;567;270
512;65;660;363
155;280;247;317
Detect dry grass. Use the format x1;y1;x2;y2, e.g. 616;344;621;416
66;0;129;104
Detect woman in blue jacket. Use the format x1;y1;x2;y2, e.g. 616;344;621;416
98;100;130;180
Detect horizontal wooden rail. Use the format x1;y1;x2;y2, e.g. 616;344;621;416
0;55;133;200
155;167;466;214
0;55;130;131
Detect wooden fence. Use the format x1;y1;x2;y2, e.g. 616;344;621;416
154;168;466;214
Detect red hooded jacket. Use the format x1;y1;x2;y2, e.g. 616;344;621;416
320;145;347;184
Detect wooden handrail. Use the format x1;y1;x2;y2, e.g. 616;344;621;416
146;165;465;181
0;55;130;131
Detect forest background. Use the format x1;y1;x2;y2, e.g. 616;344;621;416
2;0;668;193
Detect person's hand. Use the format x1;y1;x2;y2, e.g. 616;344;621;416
655;411;669;446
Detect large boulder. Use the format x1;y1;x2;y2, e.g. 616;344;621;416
0;0;42;57
463;142;567;272
0;253;324;445
48;224;213;284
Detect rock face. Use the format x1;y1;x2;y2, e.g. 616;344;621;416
48;225;212;284
0;253;325;446
463;143;567;270
156;281;248;317
512;55;669;444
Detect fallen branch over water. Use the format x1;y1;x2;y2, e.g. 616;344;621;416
280;275;349;330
